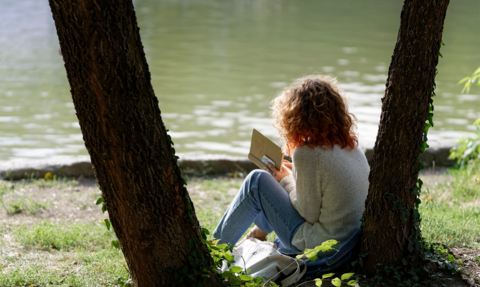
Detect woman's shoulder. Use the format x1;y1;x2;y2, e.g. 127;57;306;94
293;144;362;155
293;144;367;164
292;145;321;158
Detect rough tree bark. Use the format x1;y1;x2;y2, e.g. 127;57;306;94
360;0;449;275
48;1;222;286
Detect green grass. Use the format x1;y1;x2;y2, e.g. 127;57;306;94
1;222;128;286
420;203;480;247
420;161;480;247
0;248;128;287
2;197;52;215
13;221;116;251
0;165;478;286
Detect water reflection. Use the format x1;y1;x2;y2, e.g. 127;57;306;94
0;0;479;160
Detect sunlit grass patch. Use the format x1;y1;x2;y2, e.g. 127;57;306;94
420;203;480;247
420;161;480;247
424;162;480;203
13;221;116;251
0;248;128;286
2;197;52;215
1;221;127;286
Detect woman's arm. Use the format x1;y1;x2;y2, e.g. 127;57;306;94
264;161;296;194
290;147;322;224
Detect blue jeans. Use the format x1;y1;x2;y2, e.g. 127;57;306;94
213;170;305;254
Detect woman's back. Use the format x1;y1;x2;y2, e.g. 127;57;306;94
287;145;370;252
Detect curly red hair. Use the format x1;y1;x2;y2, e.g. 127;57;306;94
271;75;358;156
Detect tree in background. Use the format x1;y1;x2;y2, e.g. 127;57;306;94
359;0;450;275
48;0;221;286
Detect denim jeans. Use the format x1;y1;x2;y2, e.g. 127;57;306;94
213;169;305;254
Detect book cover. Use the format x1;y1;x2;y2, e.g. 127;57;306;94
248;129;284;171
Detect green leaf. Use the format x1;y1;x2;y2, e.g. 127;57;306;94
188;238;195;250
347;280;358;286
331;277;342;287
473;118;480;127
415;198;421;206
428;113;434;127
474;67;480;75
104;218;111;230
441;40;445;46
420;141;429;153
464;81;472;93
316;240;339;253
111;240;120;249
322;273;335;279
229;266;243;273
224;253;234;261
438;52;443;58
341;273;354;280
221;271;233;278
239;274;254;281
217;243;228;249
315;278;323;286
458;76;471;84
102;203;107;213
305;249;318;262
96;197;104;205
424;122;431;132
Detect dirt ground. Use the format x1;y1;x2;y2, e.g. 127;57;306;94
0;178;101;227
0;171;479;286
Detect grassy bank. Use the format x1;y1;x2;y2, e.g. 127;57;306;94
419;163;480;248
0;165;479;286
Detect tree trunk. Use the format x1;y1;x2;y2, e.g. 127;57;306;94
48;1;221;286
360;0;449;275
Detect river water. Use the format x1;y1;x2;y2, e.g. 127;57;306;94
0;0;479;160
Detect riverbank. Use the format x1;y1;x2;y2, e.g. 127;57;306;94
0;143;457;180
0;164;479;286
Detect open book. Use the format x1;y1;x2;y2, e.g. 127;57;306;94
248;129;284;171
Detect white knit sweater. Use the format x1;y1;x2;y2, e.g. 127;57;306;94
279;145;369;253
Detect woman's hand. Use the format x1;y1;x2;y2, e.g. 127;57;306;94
263;161;292;182
283;160;292;170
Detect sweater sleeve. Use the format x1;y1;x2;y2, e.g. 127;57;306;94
279;174;295;194
291;147;322;224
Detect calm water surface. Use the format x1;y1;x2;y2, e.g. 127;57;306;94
0;0;479;160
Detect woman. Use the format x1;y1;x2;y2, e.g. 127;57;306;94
213;75;369;255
